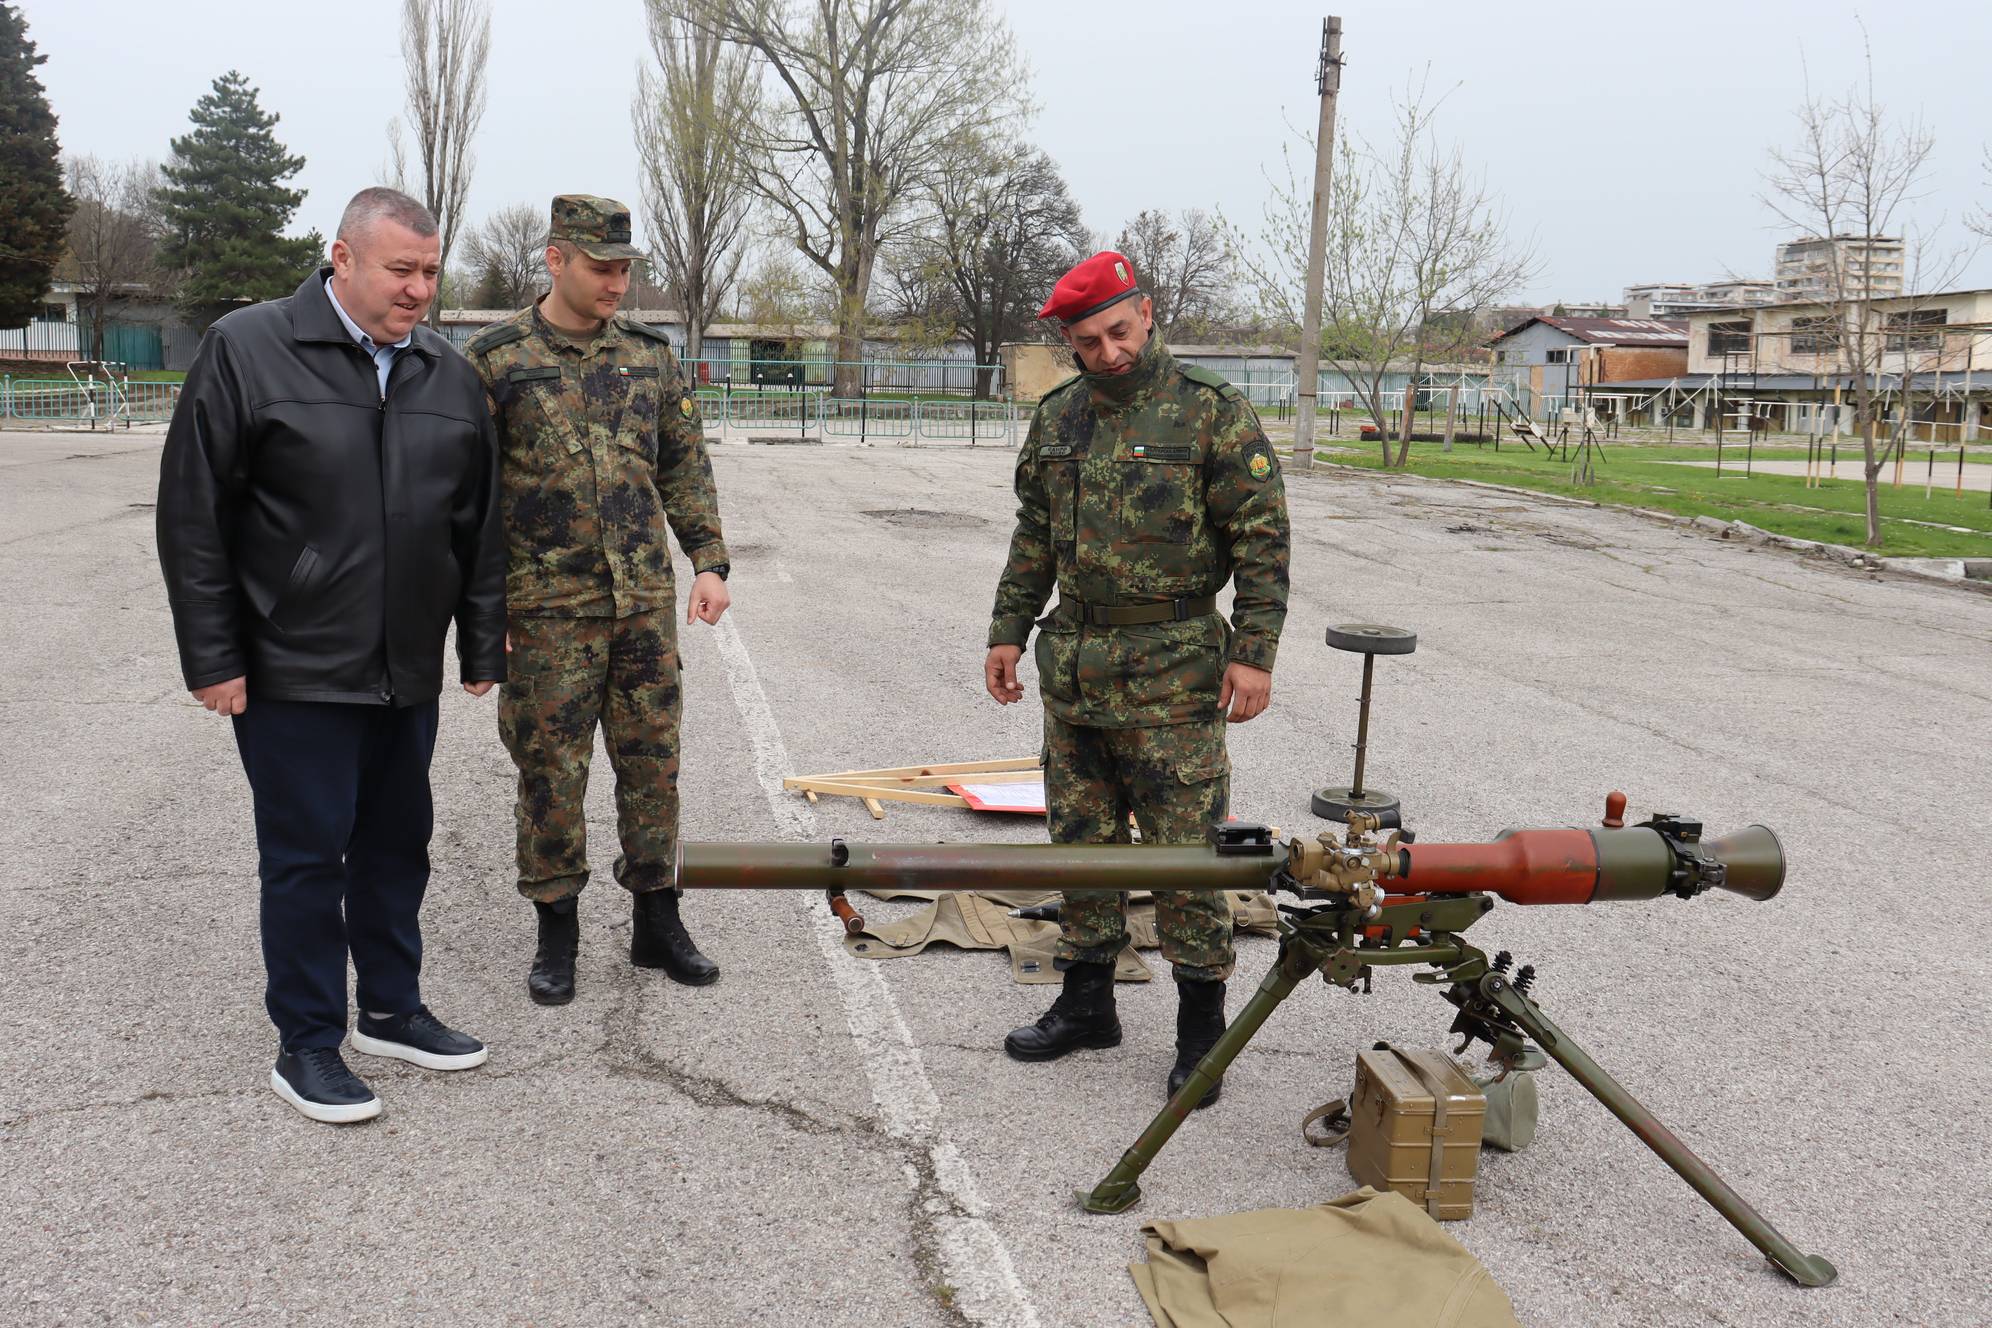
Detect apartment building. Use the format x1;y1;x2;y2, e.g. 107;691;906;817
1773;235;1906;301
1624;280;1778;319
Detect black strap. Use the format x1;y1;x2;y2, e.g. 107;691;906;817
1058;595;1217;627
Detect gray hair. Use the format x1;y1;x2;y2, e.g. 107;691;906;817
336;187;438;248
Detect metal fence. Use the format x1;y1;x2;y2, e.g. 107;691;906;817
696;388;1020;445
1;376;181;426
0;320;81;361
0;319;172;370
1172;360;1495;414
0;373;1020;444
685;355;998;399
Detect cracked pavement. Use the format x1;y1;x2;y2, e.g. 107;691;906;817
2;429;1987;1326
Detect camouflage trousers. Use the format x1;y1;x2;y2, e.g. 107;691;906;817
498;611;682;903
1045;713;1235;983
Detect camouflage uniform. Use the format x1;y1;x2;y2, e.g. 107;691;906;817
467;199;727;904
990;334;1289;982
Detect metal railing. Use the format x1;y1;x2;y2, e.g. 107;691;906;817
682;356;1002;399
822;397;914;439
0;373;1021;445
693;388;1021;445
1;376;180;426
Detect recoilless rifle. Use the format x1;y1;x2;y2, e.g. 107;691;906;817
683;616;1832;1285
679;797;1837;1288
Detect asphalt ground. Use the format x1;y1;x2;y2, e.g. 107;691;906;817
2;427;1987;1327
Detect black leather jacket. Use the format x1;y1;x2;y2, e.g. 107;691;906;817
157;269;506;705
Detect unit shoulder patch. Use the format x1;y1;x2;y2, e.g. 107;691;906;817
465;320;529;356
1244;437;1278;482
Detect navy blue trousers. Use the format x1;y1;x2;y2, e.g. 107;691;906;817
232;698;439;1050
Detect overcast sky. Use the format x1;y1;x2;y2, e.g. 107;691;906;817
24;0;1992;304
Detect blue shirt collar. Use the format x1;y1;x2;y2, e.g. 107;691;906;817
324;277;415;355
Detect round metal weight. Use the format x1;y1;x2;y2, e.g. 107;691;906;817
1311;785;1402;821
1326;623;1418;655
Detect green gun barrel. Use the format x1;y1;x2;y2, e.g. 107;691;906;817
677;840;1282;895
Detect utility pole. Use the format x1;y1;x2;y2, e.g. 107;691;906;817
1291;16;1343;471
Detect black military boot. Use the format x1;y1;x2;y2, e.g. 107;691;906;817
527;897;579;1006
1166;979;1227;1108
1004;961;1121;1061
631;889;719;986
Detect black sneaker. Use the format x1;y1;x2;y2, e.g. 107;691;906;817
351;1006;489;1071
271;1046;382;1124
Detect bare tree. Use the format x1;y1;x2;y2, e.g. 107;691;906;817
673;0;1023;395
891;135;1087;395
1232;85;1534;466
61;155;162;363
735;244;826;340
461;202;546;309
1974;147;1992;241
1761;47;1962;548
1115;208;1235;340
398;0;490;326
634;2;756;361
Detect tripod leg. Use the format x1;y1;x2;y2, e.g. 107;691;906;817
1478;974;1837;1287
1079;949;1305;1213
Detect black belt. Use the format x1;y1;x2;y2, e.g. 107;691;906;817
1058;595;1217;627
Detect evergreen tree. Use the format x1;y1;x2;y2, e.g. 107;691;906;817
0;3;74;329
155;71;322;322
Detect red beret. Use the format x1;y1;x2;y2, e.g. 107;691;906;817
1038;251;1141;323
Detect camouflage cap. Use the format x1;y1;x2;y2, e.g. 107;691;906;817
549;194;643;261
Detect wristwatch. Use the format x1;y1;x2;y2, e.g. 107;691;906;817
703;563;730;581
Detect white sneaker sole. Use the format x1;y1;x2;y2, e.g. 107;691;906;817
270;1068;381;1124
350;1028;489;1071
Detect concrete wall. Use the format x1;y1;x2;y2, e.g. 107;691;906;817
1001;342;1076;402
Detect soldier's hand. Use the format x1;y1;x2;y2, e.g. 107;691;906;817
985;645;1024;704
1218;662;1272;723
688;571;731;625
463;681;496;697
192;676;248;716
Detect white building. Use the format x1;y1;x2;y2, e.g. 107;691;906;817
1774;235;1905;302
1624;280;1778;319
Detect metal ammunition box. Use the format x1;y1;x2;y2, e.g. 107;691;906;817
1345;1047;1486;1220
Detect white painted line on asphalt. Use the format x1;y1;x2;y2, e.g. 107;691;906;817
710;614;1042;1328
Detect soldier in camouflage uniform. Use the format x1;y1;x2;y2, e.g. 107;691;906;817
985;251;1289;1105
466;195;732;1005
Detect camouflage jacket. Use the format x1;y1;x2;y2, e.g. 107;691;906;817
989;336;1290;727
467;305;727;618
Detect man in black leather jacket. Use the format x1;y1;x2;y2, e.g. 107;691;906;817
156;187;506;1124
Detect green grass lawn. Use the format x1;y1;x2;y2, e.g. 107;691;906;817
1320;440;1992;558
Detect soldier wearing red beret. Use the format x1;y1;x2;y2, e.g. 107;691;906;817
984;251;1291;1105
